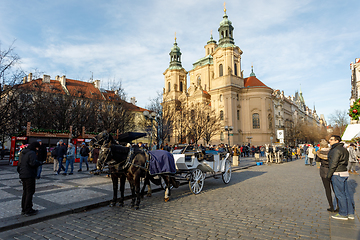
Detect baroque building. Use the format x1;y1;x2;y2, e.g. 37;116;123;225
350;58;360;105
162;8;324;146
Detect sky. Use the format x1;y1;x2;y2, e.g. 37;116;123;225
1;0;359;123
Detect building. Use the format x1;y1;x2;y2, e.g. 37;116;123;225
350;58;360;105
162;7;324;146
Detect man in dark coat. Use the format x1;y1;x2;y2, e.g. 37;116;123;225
36;140;47;179
56;140;67;175
17;142;42;216
327;135;354;220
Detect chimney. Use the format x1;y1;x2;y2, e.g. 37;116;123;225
55;75;60;81
60;75;66;86
28;73;32;82
42;74;50;83
93;79;100;89
23;76;27;84
130;97;137;105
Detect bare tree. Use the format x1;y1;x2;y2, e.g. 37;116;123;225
328;110;349;136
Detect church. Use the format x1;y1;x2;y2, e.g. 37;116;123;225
162;8;275;146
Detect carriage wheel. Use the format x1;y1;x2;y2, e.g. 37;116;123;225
160;176;174;190
189;169;205;194
222;159;231;184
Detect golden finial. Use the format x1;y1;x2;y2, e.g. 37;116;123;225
223;2;226;14
175;32;177;42
210;30;213;35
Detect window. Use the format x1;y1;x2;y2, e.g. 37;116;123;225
220;110;224;120
180;81;183;92
252;113;260;129
236;94;239;101
197;76;201;86
207;48;210;55
219;64;223;77
237;110;239;120
168;82;171;92
220;94;223;102
220;132;224;141
234;63;237;76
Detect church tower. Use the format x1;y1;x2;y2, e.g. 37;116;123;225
163;36;188;108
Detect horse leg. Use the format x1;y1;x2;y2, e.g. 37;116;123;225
119;173;126;207
164;176;171;202
110;174;118;207
127;175;136;208
171;176;180;188
134;174;141;210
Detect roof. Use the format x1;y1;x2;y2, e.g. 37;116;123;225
19;79;65;94
65;79;103;99
243;76;270;88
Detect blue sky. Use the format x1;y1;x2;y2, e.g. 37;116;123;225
1;0;358;123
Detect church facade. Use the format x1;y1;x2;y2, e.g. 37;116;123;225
162;9;322;146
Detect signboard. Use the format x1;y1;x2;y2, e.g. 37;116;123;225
277;130;284;139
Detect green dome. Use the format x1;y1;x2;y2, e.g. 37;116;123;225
220;13;232;27
171;42;181;53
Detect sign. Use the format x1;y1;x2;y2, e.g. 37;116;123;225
280;139;284;144
277;130;284;139
229;134;233;136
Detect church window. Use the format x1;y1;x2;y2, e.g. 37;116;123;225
219;64;223;77
236;94;239;101
237;110;239;120
221;31;224;38
234;63;237;76
268;114;273;129
220;94;223;102
220;132;224;141
180;81;183;92
226;30;228;37
229;30;232;37
168;82;171;92
252;113;260;129
279;120;281;126
207;48;210;55
211;48;213;53
220;110;224;120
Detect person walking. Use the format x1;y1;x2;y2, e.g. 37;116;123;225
327;135;354;220
63;143;75;175
315;139;338;212
348;143;358;175
51;142;59;172
78;142;89;172
17;142;42;216
36;140;47;179
303;144;309;165
307;144;315;166
56;140;67;175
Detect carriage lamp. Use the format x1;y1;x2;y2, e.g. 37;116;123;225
224;126;233;147
143;111;157;149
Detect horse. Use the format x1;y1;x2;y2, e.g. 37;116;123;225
265;144;273;163
90;131;179;209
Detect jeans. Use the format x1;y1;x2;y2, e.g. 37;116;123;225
64;157;74;174
331;175;354;216
36;165;42;178
57;157;64;174
304;154;308;165
79;156;89;170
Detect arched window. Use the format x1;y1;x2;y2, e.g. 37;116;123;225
207;48;210;55
220;94;223;102
221;31;224;38
252;113;260;129
236;94;239;101
237;110;240;120
168;82;171;92
219;64;223;77
234;63;237;76
220;132;224;141
226;30;228;37
179;81;183;92
197;76;201;86
220;110;224;120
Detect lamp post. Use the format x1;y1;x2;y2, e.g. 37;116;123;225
224;126;233;147
143;110;157;150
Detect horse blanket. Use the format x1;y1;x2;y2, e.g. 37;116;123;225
148;150;177;175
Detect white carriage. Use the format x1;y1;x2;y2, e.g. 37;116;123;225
171;145;232;194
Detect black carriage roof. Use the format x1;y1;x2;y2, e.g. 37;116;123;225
117;132;147;143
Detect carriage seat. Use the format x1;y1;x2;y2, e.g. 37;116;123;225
198;153;214;162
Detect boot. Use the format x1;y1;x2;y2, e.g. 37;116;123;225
353;170;359;175
348;170;352;174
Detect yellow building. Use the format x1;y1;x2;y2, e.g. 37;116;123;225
163;9;274;146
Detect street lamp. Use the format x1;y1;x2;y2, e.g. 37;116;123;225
143;110;157;150
224;126;233;147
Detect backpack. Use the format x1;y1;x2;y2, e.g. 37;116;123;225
51;147;58;157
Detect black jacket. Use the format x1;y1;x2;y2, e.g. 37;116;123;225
80;146;90;157
18;148;42;179
57;144;67;158
326;143;349;178
37;144;47;162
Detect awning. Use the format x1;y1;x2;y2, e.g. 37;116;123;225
341;124;360;141
117;132;147;143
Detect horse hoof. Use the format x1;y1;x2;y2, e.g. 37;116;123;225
147;193;152;197
109;202;116;207
135;206;139;210
119;202;124;207
164;198;169;202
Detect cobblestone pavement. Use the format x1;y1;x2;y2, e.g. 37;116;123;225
1;159;359;239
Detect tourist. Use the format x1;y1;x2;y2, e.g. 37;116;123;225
78;142;90;172
56;140;67;175
36;139;47;179
347;143;358;175
63;143;75;175
307;144;315;166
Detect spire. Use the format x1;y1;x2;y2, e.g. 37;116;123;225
218;3;235;47
250;65;256;77
207;30;216;44
169;34;182;70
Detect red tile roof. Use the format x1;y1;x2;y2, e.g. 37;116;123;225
19;79;65;94
244;76;270;88
65;79;103;100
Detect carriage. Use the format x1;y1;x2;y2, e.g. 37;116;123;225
169;145;232;194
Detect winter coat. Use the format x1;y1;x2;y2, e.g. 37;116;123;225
37;144;47;162
307;147;315;158
80;146;90;157
326;143;349;178
17;148;42;179
348;146;357;163
57;144;67;158
66;146;75;160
